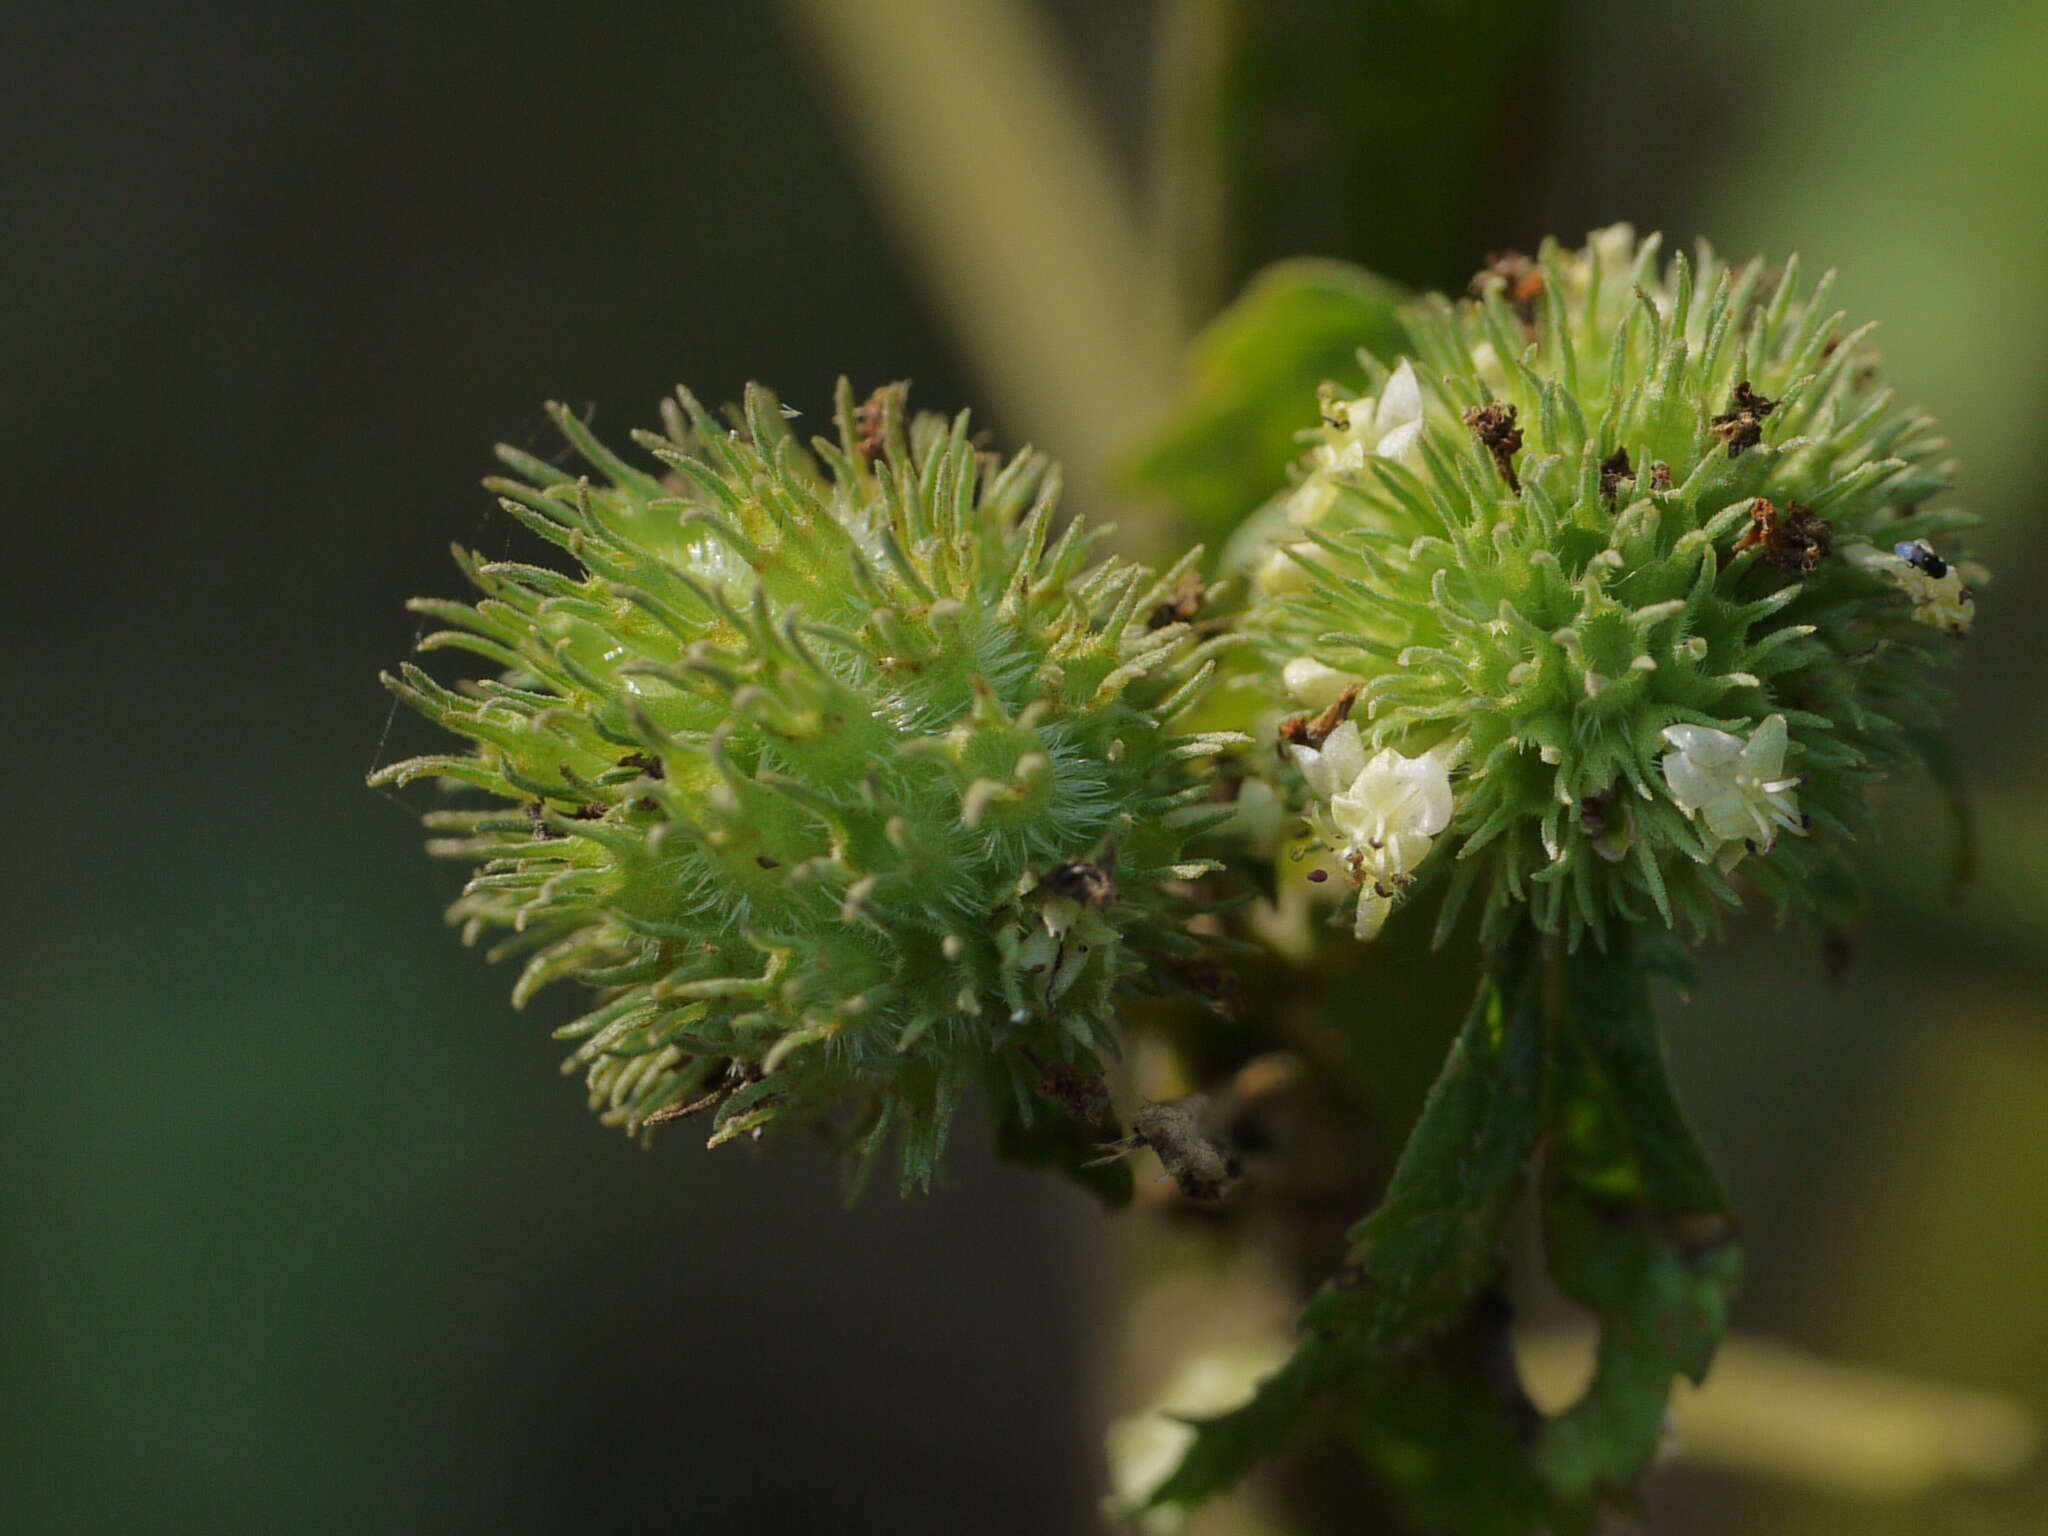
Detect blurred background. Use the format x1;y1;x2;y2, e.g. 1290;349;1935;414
6;1;2045;1531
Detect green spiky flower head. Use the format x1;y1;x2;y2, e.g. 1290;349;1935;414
1249;226;1983;946
372;383;1236;1190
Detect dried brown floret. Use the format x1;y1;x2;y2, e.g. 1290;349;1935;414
1470;250;1545;337
1710;381;1779;458
1146;567;1207;631
1463;402;1524;493
1733;498;1833;576
852;384;895;461
1599;447;1634;505
1026;1050;1114;1127
1042;847;1118;908
642;1060;763;1128
1128;1098;1241;1201
1277;681;1362;755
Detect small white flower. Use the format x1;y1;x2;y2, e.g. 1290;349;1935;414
1590;223;1636;278
1252;539;1317;598
1286;473;1343;529
1289;721;1453;939
1282;655;1360;709
1660;714;1804;862
1468;341;1511;397
1286;359;1428;528
1358;358;1427;466
1845;540;1977;637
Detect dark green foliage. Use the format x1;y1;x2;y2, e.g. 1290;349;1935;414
988;1066;1135;1208
1349;1326;1583;1536
1157;0;1558;310
1148;925;1740;1531
1538;943;1741;1499
1146;926;1549;1515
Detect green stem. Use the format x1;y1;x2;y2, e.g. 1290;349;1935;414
1536;930;1742;1499
1152;924;1743;1532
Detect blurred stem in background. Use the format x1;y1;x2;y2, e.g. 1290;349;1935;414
1151;0;1555;314
784;0;1553;546
784;0;1177;534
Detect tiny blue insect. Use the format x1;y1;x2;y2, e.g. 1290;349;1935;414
1895;539;1949;578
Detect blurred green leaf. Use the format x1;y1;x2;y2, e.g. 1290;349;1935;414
1126;257;1406;546
1903;726;1978;898
1306;924;1549;1345
1141;1334;1346;1513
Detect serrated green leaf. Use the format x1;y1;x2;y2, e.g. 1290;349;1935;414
1141;1337;1348;1511
1306;922;1549;1345
1535;934;1741;1499
1148;924;1548;1511
1150;926;1742;1530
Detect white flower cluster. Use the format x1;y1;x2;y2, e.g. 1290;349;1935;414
1285;710;1813;944
1256;360;1429;597
1658;714;1805;867
1287;721;1453;939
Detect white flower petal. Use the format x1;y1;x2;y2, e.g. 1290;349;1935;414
1286;477;1337;527
1590;224;1635;279
1661;754;1719;815
1847;540;1976;636
1395;752;1454;836
1353;887;1393;940
1291;732;1452;944
1739;714;1789;781
1661;717;1804;857
1701;795;1760;846
1282;656;1358;709
1318;720;1367;788
1375;359;1423;433
1373;418;1425;466
1470;341;1509;395
1661;723;1743;767
1287;741;1337;801
1254;541;1315;598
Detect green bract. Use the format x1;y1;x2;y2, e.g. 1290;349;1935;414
1246;227;1982;945
372;383;1237;1190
